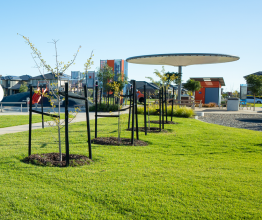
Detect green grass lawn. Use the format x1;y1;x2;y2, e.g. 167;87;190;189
0;114;65;128
0;115;261;219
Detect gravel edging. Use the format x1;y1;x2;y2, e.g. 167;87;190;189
198;114;262;131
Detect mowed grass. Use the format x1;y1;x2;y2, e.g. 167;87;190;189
0;115;261;219
0;114;65;128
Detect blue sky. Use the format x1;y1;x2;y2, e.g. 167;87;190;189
1;0;261;92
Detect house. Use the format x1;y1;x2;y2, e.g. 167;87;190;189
243;71;262;95
30;73;71;91
0;75;32;96
1;76;22;96
134;81;159;97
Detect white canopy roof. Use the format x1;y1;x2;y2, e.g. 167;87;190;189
126;53;239;66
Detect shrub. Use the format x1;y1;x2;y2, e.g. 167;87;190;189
137;104;194;118
202;102;217;108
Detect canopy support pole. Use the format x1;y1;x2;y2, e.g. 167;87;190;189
178;66;182;103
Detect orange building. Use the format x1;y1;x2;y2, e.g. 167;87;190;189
190;77;225;105
100;59;128;82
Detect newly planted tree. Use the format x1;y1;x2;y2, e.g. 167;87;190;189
146;66;177;91
108;74;128;142
20;34;93;160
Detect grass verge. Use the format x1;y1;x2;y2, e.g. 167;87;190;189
0;115;261;219
0;114;67;128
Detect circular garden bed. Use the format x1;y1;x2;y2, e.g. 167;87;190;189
23;153;91;167
92;137;148;146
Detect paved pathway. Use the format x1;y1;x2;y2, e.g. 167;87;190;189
0;112;96;135
0;110;129;135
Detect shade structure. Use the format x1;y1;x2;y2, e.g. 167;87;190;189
126;53;240;103
126;53;239;66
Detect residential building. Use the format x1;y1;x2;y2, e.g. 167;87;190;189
30;73;70;91
1;76;22;95
243;71;262;95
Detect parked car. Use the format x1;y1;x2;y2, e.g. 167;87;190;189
246;96;262;103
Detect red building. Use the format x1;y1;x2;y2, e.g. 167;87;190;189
190;77;225;105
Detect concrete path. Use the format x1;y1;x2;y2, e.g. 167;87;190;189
195;106;262;115
0;110;129;136
0;112;94;135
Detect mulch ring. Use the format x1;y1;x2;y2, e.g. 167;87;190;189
22;153;91;167
150;120;177;124
126;127;168;133
92;137;148;146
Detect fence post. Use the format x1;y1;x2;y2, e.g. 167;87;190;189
84;85;92;160
95;81;98;138
144;85;147;135
171;87;174;121
28;86;32;156
162;87;164;129
65;83;69;167
159;90;161;131
128;86;132;129
131;81;135;145
165;86;167;122
41;86;44;128
135;81;139;140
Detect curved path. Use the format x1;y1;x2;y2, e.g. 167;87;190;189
0;110;129;135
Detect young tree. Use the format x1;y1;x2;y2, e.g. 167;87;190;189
245;74;262;110
183;79;201;99
146;66;177;98
165;71;182;85
97;64;115;93
146;66;177;88
20;34;93;161
232;90;239;98
107;74;128;143
19;82;28;93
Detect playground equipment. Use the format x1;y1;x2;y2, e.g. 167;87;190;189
32;86;48;104
137;90;144;103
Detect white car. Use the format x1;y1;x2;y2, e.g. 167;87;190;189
246;96;262;103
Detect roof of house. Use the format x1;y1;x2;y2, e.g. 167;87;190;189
130;81;160;90
190;77;225;86
10;82;22;90
19;75;32;81
244;71;262;78
31;73;70;80
1;76;22;81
